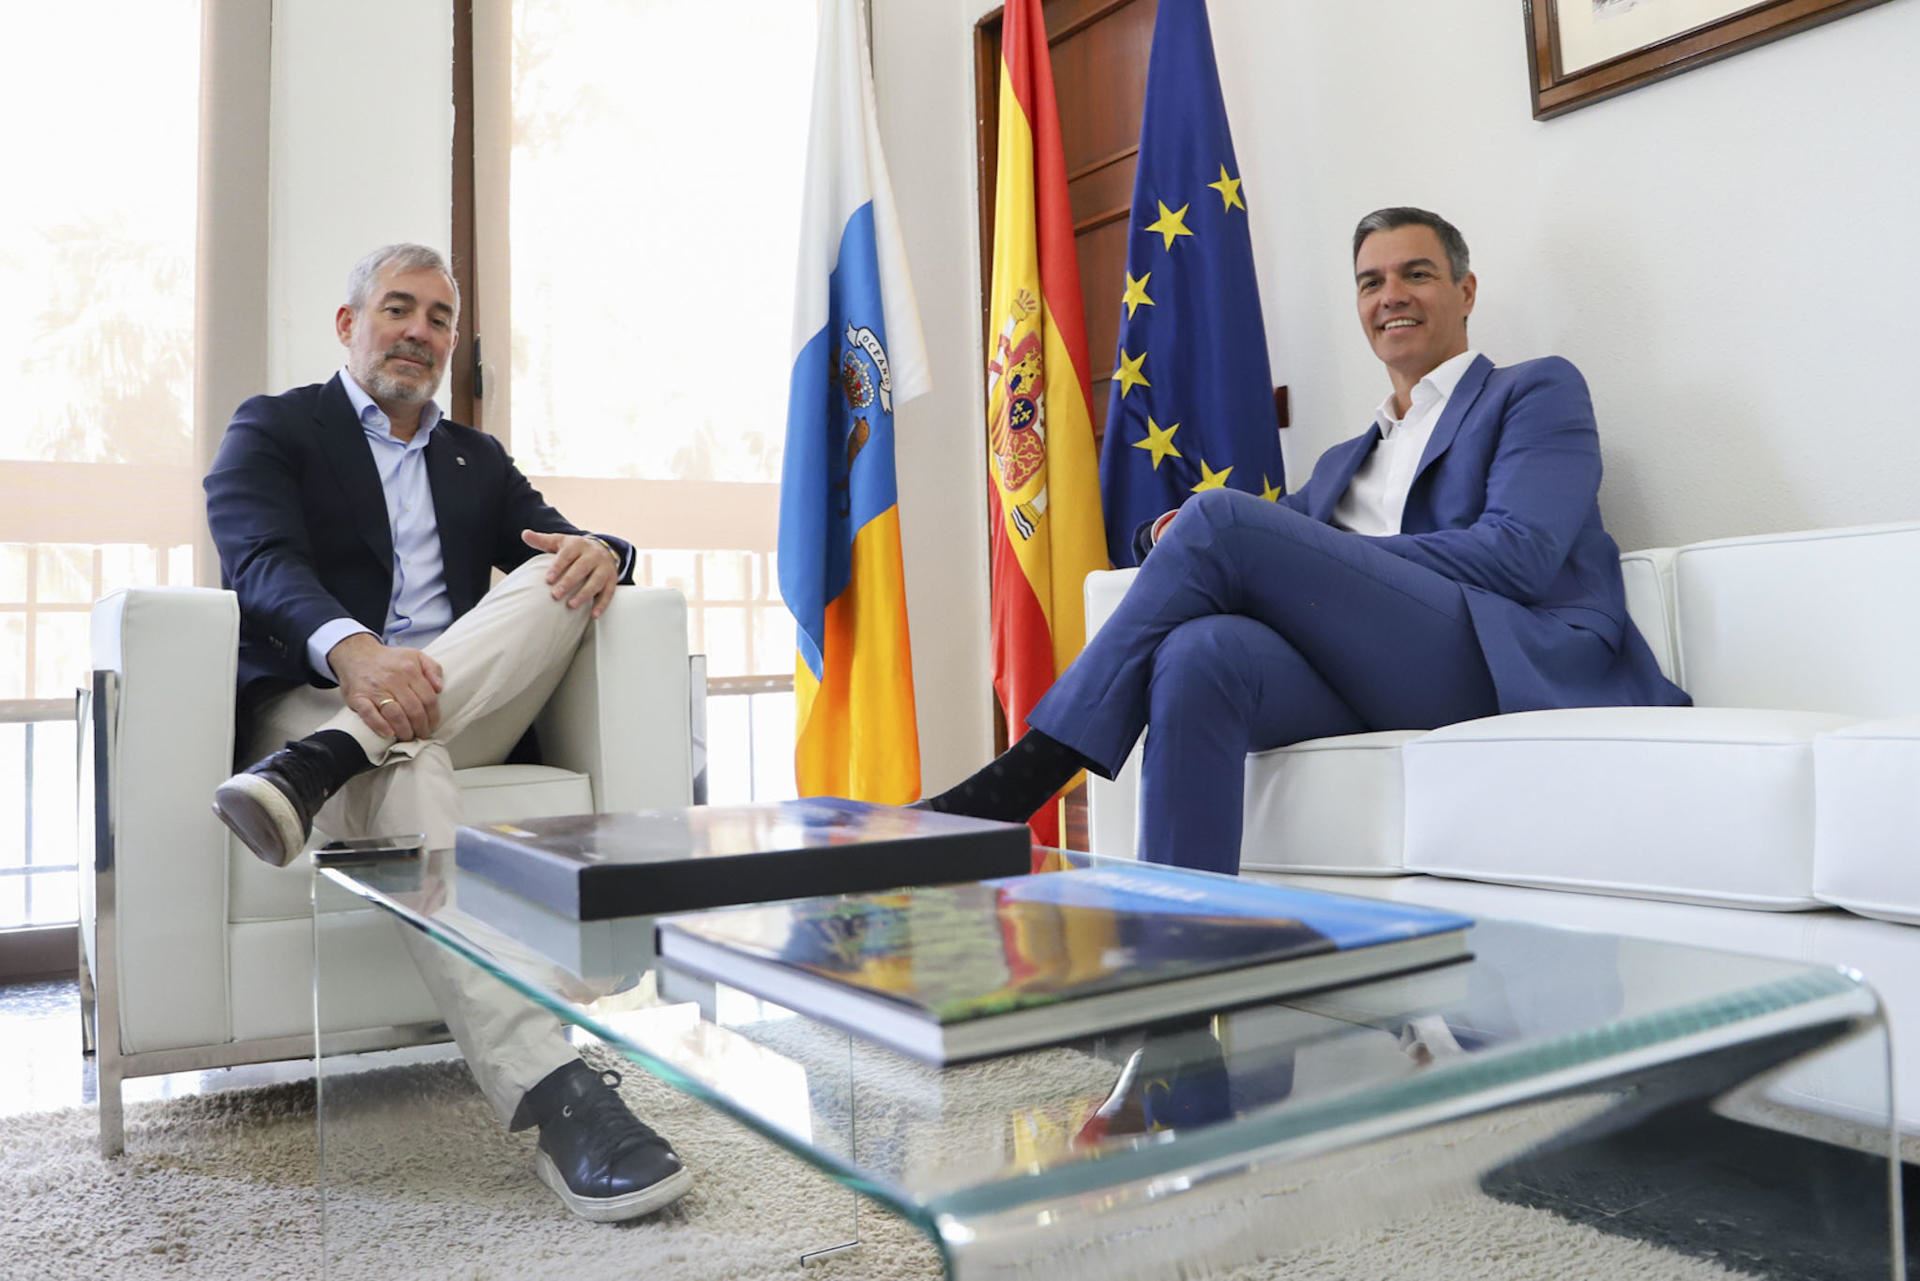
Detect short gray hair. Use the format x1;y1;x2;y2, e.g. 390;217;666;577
1352;208;1470;282
345;243;460;316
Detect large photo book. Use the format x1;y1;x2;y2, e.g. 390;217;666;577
454;799;1032;920
656;862;1473;1063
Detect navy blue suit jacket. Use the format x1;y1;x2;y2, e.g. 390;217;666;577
204;374;633;714
1277;355;1687;713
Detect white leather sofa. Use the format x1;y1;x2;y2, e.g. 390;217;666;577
1084;521;1920;1138
80;585;694;1155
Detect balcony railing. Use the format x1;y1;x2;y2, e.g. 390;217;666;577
0;702;79;932
0;684;797;934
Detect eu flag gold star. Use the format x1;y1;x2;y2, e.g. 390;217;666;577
1192;459;1233;492
1113;349;1151;399
1144;201;1194;251
1132;416;1182;470
1260;474;1282;501
1121;272;1155;320
1208;165;1244;213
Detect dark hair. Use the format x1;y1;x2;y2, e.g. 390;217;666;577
1352;208;1470;282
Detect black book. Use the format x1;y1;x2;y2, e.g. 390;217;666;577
657;862;1473;1064
453;799;1032;920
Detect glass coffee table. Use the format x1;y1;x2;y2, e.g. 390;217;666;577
313;849;1903;1280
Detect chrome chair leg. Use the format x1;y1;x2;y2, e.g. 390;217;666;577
77;682;98;1060
78;927;97;1059
86;670;126;1157
97;1045;125;1158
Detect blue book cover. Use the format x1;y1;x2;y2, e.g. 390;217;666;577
657;863;1471;1059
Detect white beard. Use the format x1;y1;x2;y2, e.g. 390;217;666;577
355;356;437;406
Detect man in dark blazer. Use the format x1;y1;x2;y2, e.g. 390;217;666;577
925;208;1689;871
205;244;689;1221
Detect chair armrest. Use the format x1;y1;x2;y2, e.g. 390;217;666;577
1619;547;1678;683
1083;570;1142;859
87;587;241;1051
536;586;693;813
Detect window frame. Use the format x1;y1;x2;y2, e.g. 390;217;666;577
456;0;799;690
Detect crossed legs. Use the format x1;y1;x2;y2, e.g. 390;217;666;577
1022;489;1500;870
242;554;595;1119
232;553;689;1218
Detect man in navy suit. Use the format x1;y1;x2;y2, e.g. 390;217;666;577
205;244;690;1221
925;208;1689;870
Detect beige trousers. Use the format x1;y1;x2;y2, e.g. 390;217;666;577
249;553;592;1127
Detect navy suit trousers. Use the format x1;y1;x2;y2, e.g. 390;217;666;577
1026;489;1502;874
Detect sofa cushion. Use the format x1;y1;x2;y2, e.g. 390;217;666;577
1673;523;1920;717
1814;716;1920;926
1404;708;1857;909
229;914;441;1045
229;764;596;923
1240;731;1422;875
453;764;595;826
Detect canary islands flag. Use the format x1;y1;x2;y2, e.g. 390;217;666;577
1099;0;1283;567
779;0;930;804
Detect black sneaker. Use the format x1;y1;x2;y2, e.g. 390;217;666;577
211;736;345;867
528;1062;691;1223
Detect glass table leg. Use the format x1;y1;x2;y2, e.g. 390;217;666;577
801;1031;862;1265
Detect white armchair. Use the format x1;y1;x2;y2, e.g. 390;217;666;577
79;585;694;1156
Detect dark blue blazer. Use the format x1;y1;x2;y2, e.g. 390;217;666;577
1283;355;1688;714
204;374;633;712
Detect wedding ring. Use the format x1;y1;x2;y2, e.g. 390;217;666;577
375;697;398;709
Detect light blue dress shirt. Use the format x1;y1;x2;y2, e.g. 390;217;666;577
305;369;455;681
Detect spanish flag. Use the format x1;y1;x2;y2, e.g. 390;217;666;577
779;0;930;803
986;0;1108;844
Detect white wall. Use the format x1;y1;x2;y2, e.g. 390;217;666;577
265;0;454;390
1213;0;1920;552
882;0;1920;568
872;1;999;788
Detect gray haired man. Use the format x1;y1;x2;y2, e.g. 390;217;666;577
205;244;690;1221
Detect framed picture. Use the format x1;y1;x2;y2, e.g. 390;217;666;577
1523;0;1894;119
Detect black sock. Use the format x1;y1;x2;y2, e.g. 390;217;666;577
921;728;1086;824
300;728;376;792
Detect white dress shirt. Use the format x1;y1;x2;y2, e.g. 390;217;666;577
1331;350;1479;538
305;369;452;680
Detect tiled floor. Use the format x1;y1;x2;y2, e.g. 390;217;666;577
0;976;457;1121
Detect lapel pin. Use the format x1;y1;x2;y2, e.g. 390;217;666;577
456;456;467;467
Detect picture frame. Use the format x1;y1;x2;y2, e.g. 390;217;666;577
1522;0;1894;120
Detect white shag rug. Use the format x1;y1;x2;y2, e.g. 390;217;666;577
0;1052;1757;1281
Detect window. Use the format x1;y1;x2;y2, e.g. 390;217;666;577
0;1;204;930
473;0;817;799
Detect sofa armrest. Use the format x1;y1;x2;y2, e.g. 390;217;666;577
87;587;241;1052
1618;547;1678;683
536;586;693;814
1083;570;1142;859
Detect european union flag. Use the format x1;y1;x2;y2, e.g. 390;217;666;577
1098;0;1283;567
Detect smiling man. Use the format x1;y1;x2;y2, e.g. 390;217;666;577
203;244;692;1222
922;207;1690;872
